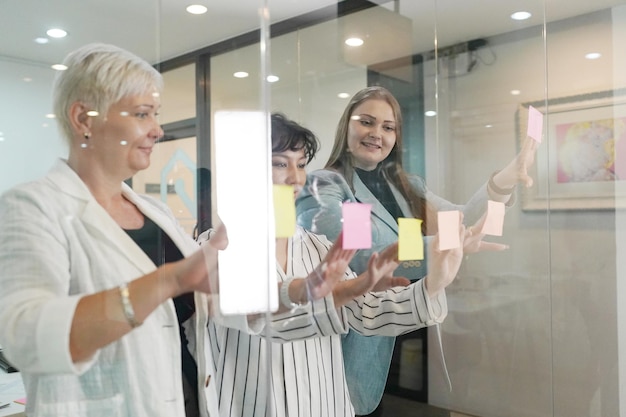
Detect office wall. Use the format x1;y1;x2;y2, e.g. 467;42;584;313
0;60;66;194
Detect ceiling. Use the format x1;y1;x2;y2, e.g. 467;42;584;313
1;0;624;69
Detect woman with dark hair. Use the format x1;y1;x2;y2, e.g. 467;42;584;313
202;112;467;417
296;86;538;416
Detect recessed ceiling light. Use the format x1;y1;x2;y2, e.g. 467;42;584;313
186;5;208;14
510;89;521;95
345;37;364;47
337;93;350;99
45;114;56;119
510;11;532;21
585;52;601;60
266;75;279;83
86;111;99;117
485;124;493;128
46;28;67;38
51;64;68;71
34;37;49;44
424;110;437;117
233;71;249;78
23;77;32;82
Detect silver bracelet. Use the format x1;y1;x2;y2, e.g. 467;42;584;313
279;277;304;309
119;283;141;328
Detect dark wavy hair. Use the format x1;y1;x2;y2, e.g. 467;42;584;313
271;113;319;163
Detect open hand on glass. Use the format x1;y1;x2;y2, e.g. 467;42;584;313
365;242;410;292
170;222;229;296
330;242;410;307
463;211;509;254
304;231;357;300
424;225;465;297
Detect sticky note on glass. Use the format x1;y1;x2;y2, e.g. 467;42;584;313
437;210;461;250
527;105;543;143
481;200;505;236
273;184;296;238
398;218;424;260
14;397;26;405
342;202;372;249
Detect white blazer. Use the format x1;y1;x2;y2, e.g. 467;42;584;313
0;159;219;417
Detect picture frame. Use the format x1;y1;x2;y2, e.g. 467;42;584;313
517;88;626;211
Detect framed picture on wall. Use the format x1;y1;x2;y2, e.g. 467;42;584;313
517;88;626;210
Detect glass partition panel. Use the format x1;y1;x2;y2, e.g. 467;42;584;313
215;1;623;417
423;0;553;415
3;1;626;417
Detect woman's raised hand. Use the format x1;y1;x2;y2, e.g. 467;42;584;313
463;211;509;254
424;223;465;297
305;232;356;300
493;135;539;190
364;242;409;292
170;222;229;296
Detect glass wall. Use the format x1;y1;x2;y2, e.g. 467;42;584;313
1;1;626;417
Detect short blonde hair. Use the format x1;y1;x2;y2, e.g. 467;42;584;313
52;43;163;144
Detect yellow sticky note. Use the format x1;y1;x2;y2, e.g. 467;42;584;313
273;185;296;237
398;218;424;261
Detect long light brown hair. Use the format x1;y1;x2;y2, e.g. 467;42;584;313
325;86;435;233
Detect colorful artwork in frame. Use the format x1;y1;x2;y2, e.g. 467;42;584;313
518;89;626;210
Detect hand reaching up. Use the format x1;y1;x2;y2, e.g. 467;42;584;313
303;232;356;301
463;211;509;254
331;241;409;307
363;242;407;292
424;219;465;297
492;135;539;193
516;136;539;187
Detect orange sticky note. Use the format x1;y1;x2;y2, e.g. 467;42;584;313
527;105;543;143
481;200;505;236
398;218;424;261
437;210;461;250
342;202;372;249
273;185;296;238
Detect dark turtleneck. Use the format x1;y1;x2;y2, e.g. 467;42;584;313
355;165;404;222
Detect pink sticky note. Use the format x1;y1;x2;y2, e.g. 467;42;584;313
437;210;461;250
342;202;372;249
481;200;505;236
14;397;27;405
527;105;543;143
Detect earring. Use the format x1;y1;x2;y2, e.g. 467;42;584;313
84;132;91;140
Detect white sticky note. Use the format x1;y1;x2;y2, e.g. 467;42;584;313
481;200;505;236
437;210;461;250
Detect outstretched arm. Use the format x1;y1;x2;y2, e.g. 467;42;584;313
71;242;220;363
280;231;356;310
331;242;409;307
488;135;539;202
